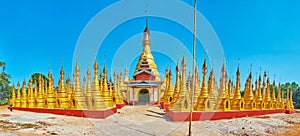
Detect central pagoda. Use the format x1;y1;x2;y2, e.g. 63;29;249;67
125;19;163;105
134;20;160;80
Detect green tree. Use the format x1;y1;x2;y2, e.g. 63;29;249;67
30;73;48;86
281;82;300;109
0;61;11;105
293;88;300;109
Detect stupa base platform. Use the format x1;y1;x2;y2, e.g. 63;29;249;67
151;101;159;105
127;101;159;106
167;109;291;121
116;103;126;109
285;110;296;114
160;103;169;109
9;107;117;119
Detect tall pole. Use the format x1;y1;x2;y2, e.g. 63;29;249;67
188;0;197;136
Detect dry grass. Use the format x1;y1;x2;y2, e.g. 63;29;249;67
0;120;41;130
279;113;300;136
36;121;51;126
280;122;300;136
252;115;270;119
0;105;8;110
0;114;10;117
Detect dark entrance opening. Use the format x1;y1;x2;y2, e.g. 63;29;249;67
138;89;149;105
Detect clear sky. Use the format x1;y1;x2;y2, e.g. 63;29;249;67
1;0;300;88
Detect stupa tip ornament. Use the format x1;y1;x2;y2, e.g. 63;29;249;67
202;59;207;73
94;59;98;69
60;67;64;75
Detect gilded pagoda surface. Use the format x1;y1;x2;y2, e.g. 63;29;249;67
164;56;294;112
9;20;294;113
9;61;124;110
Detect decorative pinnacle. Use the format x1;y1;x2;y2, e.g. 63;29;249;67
103;63;107;74
144;6;150;33
202;59;207;73
94;59;98;69
236;65;240;76
145;4;148;27
87;67;91;76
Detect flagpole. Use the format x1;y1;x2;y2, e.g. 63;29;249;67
188;0;197;135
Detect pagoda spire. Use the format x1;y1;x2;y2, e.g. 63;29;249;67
219;63;227;99
58;67;68;108
91;62;106;110
163;69;174;104
112;70;124;105
286;89;291;109
21;79;27;108
248;72;254;100
194;59;209;111
200;59;208;98
265;77;271;103
73;62;87;109
102;64;113;108
37;75;45;108
15;82;21;107
47;71;56;109
231;63;244;111
277;82;282;109
34;80;38;105
86;68;93;109
233;66;241;100
271;80;276;102
227;79;233;100
134;16;160;80
193;66;201;106
9;84;16;106
93;60;100;92
255;74;264;109
216;63;231;111
161;67;169;98
208;68;217;110
169;63;180;108
262;71;267;101
289;90;294;110
66;76;72;109
180;56;188;97
244;71;255;110
172;56;190;111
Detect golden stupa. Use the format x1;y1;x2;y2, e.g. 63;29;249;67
9;18;294;117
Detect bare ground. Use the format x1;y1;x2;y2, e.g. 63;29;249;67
0;105;300;136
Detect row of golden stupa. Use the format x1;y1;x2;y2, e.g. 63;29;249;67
9;16;295;112
9;56;295;112
9;61;125;110
161;57;294;112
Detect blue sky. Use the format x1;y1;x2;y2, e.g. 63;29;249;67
1;0;300;88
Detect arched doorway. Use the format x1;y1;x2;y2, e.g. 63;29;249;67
138;89;149;105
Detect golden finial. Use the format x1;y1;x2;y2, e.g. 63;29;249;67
202;58;207;74
236;59;240;77
221;62;226;73
277;82;281;103
176;62;179;73
144;5;150;33
103;63;107;74
94;59;98;69
181;55;186;68
75;61;80;72
60;66;64;75
87;67;91;77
